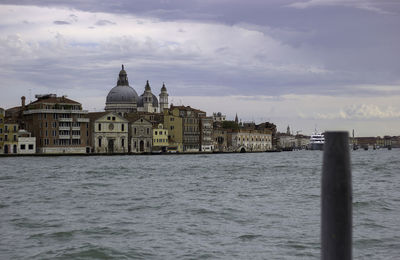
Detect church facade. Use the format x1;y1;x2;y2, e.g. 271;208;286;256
105;65;169;115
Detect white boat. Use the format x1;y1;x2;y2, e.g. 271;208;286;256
309;131;324;150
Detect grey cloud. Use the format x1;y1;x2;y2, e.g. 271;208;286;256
53;20;70;25
95;20;116;26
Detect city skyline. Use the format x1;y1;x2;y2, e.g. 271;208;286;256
1;1;400;136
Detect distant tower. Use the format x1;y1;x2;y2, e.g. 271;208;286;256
235;113;238;124
287;125;291;135
142;80;154;113
159;82;169;112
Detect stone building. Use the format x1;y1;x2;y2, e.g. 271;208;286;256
22;94;89;154
212;126;229;152
212;112;226;122
130;118;152;153
200;117;214;152
1;119;19;154
88;112;128;154
163;107;183;152
105;65;169;115
17;130;36;154
0;108;4;153
170;105;206;152
152;123;169;152
230;129;273;152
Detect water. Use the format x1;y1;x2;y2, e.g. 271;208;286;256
0;150;399;259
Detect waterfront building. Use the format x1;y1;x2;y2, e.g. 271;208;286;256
295;134;310;150
200;117;214;152
212;112;226;122
2;119;19;154
152;123;169;152
17;130;36;154
277;133;296;150
130;118;152;153
0;108;4;153
171;105;206;152
105;65;169;115
88;112;128;154
230;129;273;152
163;107;183;152
23;94;89;154
212;125;229;152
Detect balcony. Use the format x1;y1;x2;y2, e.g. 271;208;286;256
72;126;81;131
59;135;70;139
59;126;70;131
77;118;90;123
72;135;81;139
23;109;89;115
59;118;73;122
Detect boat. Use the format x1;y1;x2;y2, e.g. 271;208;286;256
309;131;324;150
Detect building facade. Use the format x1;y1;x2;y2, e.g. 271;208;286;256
2;120;19;154
200;117;214;152
230;129;273;152
130;118;152;153
17;130;36;154
88;112;128;154
23;94;89;154
0;108;4;153
152;123;169;152
163;107;183;152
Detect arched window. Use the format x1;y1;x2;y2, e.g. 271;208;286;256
98;137;102;147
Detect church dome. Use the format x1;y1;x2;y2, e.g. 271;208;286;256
106;85;138;104
137;93;159;107
106;65;138;104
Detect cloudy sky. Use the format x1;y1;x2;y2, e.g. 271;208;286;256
1;0;400;136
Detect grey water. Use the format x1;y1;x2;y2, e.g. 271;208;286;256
0;150;399;260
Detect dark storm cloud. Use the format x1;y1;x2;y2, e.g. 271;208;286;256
53;20;70;25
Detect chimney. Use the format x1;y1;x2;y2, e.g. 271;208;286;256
21;96;26;109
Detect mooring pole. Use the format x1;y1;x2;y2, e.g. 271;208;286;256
322;132;352;260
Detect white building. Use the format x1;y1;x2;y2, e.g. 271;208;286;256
231;130;273;152
88;112;129;154
17;130;36;154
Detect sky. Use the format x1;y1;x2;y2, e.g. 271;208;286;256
0;0;400;136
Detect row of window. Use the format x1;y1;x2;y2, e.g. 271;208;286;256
0;134;18;142
154;130;167;135
98;123;126;131
0;125;18;132
20;144;34;150
39;139;83;146
153;139;168;143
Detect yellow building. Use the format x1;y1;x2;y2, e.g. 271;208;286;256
0;108;4;153
3;119;19;154
153;123;169;152
163;107;183;152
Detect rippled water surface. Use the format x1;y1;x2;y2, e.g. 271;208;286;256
1;150;399;259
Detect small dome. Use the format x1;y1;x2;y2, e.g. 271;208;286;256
137;94;159;107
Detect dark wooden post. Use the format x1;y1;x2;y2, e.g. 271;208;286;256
322;132;352;260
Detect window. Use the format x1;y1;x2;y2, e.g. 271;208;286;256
13;135;17;141
122;124;125;131
107;116;111;120
155;131;158;135
28;144;34;150
134;141;137;148
147;128;149;134
112;117;116;121
134;128;137;135
122;138;125;147
98;123;101;131
170;126;174;130
52;122;57;128
147;141;150;147
0;128;2;134
98;137;102;147
13;125;17;131
20;144;26;150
